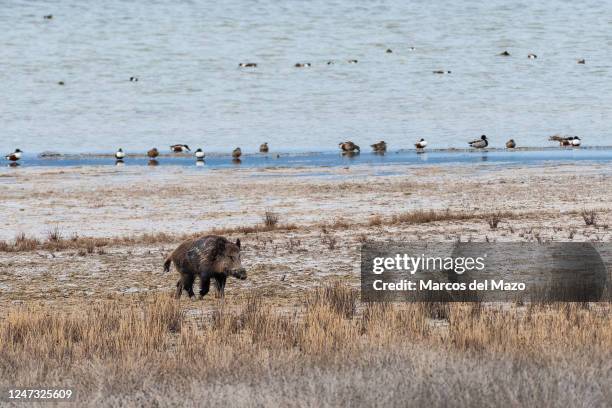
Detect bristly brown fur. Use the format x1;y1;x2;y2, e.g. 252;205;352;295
164;235;244;298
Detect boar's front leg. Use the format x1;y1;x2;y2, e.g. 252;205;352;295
199;273;211;298
213;274;227;298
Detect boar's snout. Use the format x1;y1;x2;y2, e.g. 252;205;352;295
230;267;247;280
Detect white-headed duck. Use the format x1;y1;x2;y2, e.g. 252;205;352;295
115;148;125;159
415;138;428;149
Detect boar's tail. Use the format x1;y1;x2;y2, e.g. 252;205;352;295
163;255;172;273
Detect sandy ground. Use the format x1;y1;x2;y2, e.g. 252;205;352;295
0;162;611;309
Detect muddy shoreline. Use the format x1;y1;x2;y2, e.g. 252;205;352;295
0;163;610;309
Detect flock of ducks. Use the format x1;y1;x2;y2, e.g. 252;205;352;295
235;48;585;72
4;17;589;166
3;135;584;166
109;143;267;166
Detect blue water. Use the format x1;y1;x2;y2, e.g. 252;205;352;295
6;148;612;170
1;0;612;155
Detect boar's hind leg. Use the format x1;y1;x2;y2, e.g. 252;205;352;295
184;274;196;298
177;271;195;298
213;274;227;298
199;275;211;298
175;279;183;299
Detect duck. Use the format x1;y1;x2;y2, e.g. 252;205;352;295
129;76;138;82
469;135;488;149
5;149;22;162
571;136;581;147
577;59;586;64
433;70;451;74
386;48;393;53
408;47;416;51
259;143;269;153
295;63;311;68
115;148;125;160
232;147;242;159
57;81;65;86
347;59;358;64
415;138;428;149
170;144;190;153
194;148;205;159
147;148;159;158
370;141;387;152
239;62;257;68
326;61;335;65
43;14;53;19
549;135;571;146
528;53;537;59
505;139;516;149
499;50;511;56
339;141;360;153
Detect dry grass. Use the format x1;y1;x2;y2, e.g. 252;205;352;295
582;209;598;226
263;210;280;229
0;208;603;254
0;285;610;406
0;222;298;253
390;209;515;225
486;211;503;230
321;232;338;250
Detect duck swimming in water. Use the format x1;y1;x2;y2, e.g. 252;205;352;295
5;149;22;162
528;53;537;59
239;62;257;68
115;148;125;160
505;139;516;149
469;135;488;149
386;48;393;53
577;59;586;64
348;59;358;64
499;50;511;56
147;148;159;158
571;136;581;146
370;141;387;152
194;148;205;159
259;143;269;153
415;138;428;150
295;63;311;68
232;147;242;159
339;141;360;153
433;70;451;74
170;144;190;153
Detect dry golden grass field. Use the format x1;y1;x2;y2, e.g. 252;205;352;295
0;163;611;406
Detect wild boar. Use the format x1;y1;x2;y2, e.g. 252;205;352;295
163;235;246;299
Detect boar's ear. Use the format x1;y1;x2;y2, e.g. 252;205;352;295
236;238;241;249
